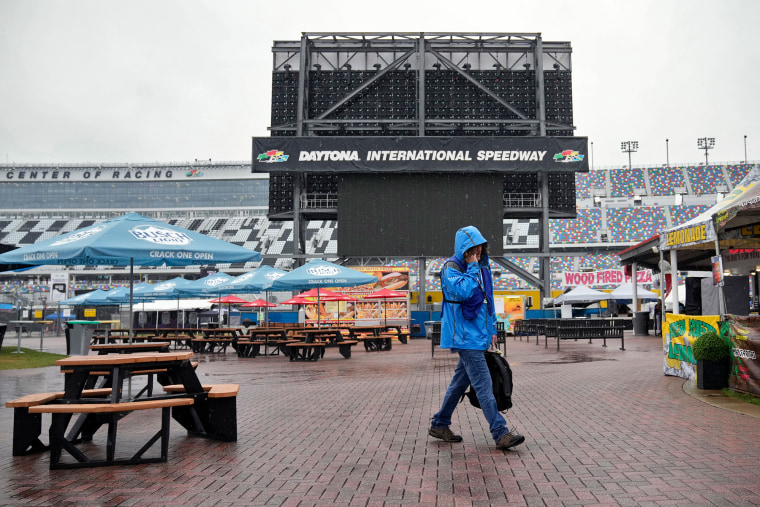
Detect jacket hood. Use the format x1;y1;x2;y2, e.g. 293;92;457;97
454;226;487;263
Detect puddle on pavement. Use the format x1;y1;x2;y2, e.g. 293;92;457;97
528;352;616;364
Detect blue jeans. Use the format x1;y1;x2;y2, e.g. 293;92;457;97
431;349;509;443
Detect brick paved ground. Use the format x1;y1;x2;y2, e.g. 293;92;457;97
1;332;759;506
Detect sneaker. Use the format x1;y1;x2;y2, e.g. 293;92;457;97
496;430;525;450
428;427;463;442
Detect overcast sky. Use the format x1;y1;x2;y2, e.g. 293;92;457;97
0;0;757;168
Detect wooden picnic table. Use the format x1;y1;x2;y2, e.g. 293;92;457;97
237;328;291;357
347;326;394;351
191;328;241;353
6;351;239;468
149;328;199;350
92;328;160;344
287;327;358;360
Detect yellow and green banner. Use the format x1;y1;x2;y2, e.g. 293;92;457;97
663;313;721;379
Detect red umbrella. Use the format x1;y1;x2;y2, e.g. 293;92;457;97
282;295;322;325
208;295;249;326
294;288;356;326
281;295;318;306
208;295;249;304
362;288;407;325
295;288;339;299
241;299;278;308
240;298;278;328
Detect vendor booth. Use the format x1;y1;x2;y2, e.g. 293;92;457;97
620;165;760;394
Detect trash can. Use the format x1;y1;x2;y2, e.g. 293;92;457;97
66;320;100;355
633;312;649;336
424;321;436;340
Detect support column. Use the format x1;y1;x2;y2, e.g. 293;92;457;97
539;173;551;305
715;240;726;319
417;34;426;136
293;174;305;268
534;35;546;137
296;35;308;136
632;262;639;312
418;257;427;312
670;250;679;315
659;249;665;335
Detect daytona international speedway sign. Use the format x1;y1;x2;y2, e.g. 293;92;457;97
252;136;589;173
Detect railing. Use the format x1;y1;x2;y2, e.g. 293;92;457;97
300;193;338;209
504;193;540;207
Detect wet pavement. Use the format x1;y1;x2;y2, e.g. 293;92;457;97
1;331;759;506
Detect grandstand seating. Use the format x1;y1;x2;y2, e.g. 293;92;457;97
609;168;646;197
670;204;710;227
550;208;601;244
687;165;727;195
606;207;667;243
574;172;591;199
648;166;686;196
726;163;753;186
587;170;606;190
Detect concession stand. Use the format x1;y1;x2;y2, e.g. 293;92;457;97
619;165;760;394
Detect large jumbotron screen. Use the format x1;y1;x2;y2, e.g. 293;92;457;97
337;173;504;258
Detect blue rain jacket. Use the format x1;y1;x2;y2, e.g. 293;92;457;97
439;226;497;350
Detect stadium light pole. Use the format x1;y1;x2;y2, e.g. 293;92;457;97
590;141;594;170
697;137;715;166
666;138;669;166
745;135;748;164
621;141;638;168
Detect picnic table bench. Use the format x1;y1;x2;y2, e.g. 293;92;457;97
354;333;393;352
286;328;358;360
236;328;291;357
92;328;160;344
149;329;199;350
191;328;240;353
5;352;239;468
384;325;410;344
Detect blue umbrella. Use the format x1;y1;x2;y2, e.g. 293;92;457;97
215;266;287;326
271;260;378;291
175;273;236;297
270;259;378;327
45;312;75;320
132;277;195;300
104;282;155;304
216;266;287;293
59;289;112;306
128;277;198;329
175;273;237;324
80;290;125;305
0;212;261;340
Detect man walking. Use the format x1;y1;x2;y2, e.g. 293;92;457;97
429;225;525;450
